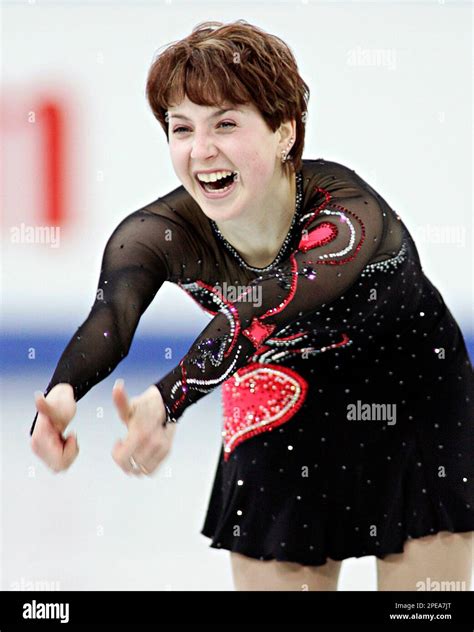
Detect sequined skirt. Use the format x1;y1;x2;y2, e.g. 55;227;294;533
200;305;474;566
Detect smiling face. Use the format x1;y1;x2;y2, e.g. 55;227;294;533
167;95;293;223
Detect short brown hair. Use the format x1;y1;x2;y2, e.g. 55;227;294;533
146;20;310;176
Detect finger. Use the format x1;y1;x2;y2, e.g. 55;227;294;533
112;379;132;425
31;412;63;460
61;433;80;469
33;424;77;473
121;432;146;474
34;392;60;424
48;434;79;473
112;437;145;475
118;431;149;476
133;444;166;476
34;392;72;438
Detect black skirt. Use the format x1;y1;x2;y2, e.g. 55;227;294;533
200;240;474;566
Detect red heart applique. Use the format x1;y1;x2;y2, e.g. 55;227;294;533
221;363;308;460
298;221;338;253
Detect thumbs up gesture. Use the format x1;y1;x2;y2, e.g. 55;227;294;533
31;383;79;473
111;380;174;477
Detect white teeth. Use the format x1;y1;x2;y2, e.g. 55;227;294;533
196;170;235;183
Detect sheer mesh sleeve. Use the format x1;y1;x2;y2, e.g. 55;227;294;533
29;206;195;436
154;188;384;424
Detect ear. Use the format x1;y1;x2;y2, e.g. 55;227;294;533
277;118;296;159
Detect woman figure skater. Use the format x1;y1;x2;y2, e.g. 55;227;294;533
30;20;473;591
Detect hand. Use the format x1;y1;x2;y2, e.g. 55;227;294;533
31;383;79;473
111;379;176;477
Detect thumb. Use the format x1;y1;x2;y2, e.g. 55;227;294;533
112;379;132;425
34;391;59;423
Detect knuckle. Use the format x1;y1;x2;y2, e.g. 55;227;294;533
149;436;162;451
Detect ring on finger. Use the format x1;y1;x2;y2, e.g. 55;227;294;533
129;455;149;475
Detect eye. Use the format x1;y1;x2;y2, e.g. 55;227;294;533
172;121;236;134
172;126;189;134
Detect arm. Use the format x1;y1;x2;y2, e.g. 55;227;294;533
29;206;188;436
154;185;385;424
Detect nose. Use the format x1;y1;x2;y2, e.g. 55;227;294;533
190;129;218;162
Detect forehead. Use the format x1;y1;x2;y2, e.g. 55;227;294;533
168;97;258;117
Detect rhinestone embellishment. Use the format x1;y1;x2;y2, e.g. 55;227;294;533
221;362;308;460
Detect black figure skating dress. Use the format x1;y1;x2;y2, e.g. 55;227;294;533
30;159;474;566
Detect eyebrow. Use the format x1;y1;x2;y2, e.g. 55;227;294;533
169;108;242;121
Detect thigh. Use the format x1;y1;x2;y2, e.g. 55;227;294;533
230;551;342;591
376;531;473;591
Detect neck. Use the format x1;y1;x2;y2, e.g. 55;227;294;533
214;167;297;269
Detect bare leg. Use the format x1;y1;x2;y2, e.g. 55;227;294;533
230;551;342;591
376;531;473;591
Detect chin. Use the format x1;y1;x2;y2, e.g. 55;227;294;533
200;205;242;223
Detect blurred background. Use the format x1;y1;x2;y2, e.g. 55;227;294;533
1;0;472;591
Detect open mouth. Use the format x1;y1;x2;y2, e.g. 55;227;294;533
196;171;238;193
